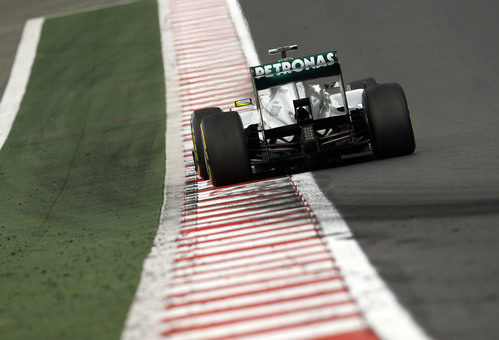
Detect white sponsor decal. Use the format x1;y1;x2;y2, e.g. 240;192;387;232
253;52;336;79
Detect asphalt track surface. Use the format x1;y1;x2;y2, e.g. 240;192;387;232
239;0;499;339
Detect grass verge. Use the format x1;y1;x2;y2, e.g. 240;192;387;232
0;1;165;338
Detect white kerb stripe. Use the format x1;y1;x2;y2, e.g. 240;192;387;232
162;306;363;340
171;251;333;283
226;317;367;340
162;280;345;320
0;17;44;151
172;243;327;276
162;293;354;330
169;260;337;296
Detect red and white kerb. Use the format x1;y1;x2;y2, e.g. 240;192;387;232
161;0;379;338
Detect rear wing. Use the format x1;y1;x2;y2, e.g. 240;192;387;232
250;51;341;91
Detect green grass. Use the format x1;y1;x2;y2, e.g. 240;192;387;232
0;1;165;338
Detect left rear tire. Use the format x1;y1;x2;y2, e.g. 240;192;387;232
201;111;251;186
191;107;222;179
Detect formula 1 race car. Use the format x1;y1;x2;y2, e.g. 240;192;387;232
191;45;415;186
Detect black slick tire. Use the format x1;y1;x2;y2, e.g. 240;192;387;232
191;107;222;179
200;111;251;187
350;77;377;90
362;83;416;158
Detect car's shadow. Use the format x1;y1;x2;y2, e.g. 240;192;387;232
252;151;375;180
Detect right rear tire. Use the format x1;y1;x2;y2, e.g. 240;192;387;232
200;111;251;187
362;83;415;158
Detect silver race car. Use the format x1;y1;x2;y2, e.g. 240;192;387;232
191;45;415;186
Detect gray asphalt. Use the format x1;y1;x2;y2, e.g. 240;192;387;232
239;0;499;339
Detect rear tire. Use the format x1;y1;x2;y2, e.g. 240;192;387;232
201;111;251;186
362;83;415;158
191;107;222;179
350;77;377;90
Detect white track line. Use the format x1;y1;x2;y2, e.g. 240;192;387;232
225;0;259;67
0;17;44;151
